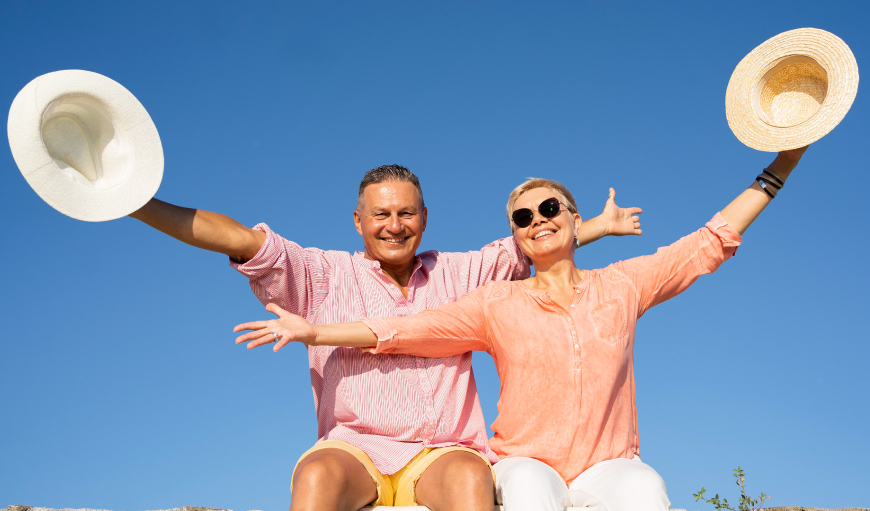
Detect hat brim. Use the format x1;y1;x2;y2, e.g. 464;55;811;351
7;70;163;222
725;28;859;152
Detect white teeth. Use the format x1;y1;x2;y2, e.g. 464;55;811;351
384;238;405;243
534;230;555;239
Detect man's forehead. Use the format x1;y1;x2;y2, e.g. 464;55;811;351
361;180;423;208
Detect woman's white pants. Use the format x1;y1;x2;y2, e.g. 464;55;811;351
493;456;671;511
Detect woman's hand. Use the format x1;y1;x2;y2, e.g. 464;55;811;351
602;188;643;236
234;303;316;351
770;145;809;177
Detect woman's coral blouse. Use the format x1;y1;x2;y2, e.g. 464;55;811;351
362;214;741;483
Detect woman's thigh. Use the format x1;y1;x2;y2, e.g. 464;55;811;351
493;457;567;511
568;456;670;511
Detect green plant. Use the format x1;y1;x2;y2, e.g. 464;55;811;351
693;466;771;511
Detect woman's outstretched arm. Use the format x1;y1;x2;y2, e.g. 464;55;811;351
720;147;808;235
234;303;376;351
235;284;491;356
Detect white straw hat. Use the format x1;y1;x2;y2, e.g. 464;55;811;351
725;28;859;152
7;70;163;222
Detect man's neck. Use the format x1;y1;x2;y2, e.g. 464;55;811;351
366;255;416;298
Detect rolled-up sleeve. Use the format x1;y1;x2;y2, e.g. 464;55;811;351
361;286;491;358
615;213;742;315
230;223;332;318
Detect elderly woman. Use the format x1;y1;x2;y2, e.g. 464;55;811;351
235;147;806;511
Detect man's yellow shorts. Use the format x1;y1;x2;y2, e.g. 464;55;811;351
291;440;494;506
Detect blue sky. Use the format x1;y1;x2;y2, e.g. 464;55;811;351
1;2;868;510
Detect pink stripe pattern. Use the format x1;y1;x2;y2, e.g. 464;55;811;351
231;223;529;474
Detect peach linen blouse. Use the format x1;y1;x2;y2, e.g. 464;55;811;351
362;214;741;483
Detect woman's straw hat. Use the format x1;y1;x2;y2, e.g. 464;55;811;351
725;28;858;152
7;70;163;222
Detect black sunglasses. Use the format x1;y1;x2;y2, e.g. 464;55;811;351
511;197;567;228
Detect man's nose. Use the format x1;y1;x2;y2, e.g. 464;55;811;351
386;214;403;232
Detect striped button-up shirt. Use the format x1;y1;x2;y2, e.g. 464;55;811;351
231;223;529;474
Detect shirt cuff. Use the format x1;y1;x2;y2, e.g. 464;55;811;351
707;212;742;249
359;318;400;354
229;223;277;276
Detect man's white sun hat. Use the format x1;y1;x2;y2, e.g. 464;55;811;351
8;70;163;221
725;28;859;152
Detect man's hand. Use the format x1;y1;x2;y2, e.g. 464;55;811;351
601;188;642;236
234;303;316;351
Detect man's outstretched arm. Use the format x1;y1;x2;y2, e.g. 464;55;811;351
129;198;267;262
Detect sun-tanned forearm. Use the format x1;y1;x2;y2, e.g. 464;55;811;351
129;198;266;262
311;322;378;348
719;148;805;235
575;215;609;247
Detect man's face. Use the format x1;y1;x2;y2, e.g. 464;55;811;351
354;180;427;271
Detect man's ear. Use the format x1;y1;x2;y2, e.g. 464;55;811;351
421;207;428;232
354;210;363;235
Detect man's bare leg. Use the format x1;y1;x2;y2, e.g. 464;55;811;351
290;448;378;511
415;451;495;511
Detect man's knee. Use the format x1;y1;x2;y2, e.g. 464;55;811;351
293;452;357;491
420;451;493;494
442;452;492;482
416;451;494;509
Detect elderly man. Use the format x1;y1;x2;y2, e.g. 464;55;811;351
130;164;641;511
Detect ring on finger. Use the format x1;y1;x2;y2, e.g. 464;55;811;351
272;331;280;343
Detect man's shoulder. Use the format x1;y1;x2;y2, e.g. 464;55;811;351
417;237;519;261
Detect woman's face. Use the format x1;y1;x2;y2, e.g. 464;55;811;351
511;186;582;266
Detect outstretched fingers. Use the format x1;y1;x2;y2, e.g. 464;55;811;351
233;303;316;351
234;325;275;347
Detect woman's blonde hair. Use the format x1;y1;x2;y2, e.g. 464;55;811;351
505;178;579;231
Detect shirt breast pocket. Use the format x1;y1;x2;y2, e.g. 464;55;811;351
590;297;628;346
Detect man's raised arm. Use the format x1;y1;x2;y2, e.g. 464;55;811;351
129;198;267;263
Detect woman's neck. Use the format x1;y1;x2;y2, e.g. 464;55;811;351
527;258;584;291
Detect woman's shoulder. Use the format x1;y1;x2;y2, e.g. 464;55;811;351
479;279;526;301
583;264;631;286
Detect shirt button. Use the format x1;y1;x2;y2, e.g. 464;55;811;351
570;304;575;308
574;344;579;348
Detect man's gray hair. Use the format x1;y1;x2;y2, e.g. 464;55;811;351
357;164;425;210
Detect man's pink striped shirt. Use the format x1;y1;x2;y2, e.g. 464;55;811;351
231;223;529;474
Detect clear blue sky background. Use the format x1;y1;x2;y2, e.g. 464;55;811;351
2;2;868;510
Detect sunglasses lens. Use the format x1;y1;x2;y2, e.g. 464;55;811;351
539;198;562;218
512;209;534;228
512;198;564;228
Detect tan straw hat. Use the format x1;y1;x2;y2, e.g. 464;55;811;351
7;70;163;222
725;28;859;152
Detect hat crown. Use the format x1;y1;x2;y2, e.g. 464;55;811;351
43;114;102;181
40;94;131;190
756;56;828;128
725;28;859;152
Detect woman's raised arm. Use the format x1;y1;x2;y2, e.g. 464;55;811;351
719;146;808;235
